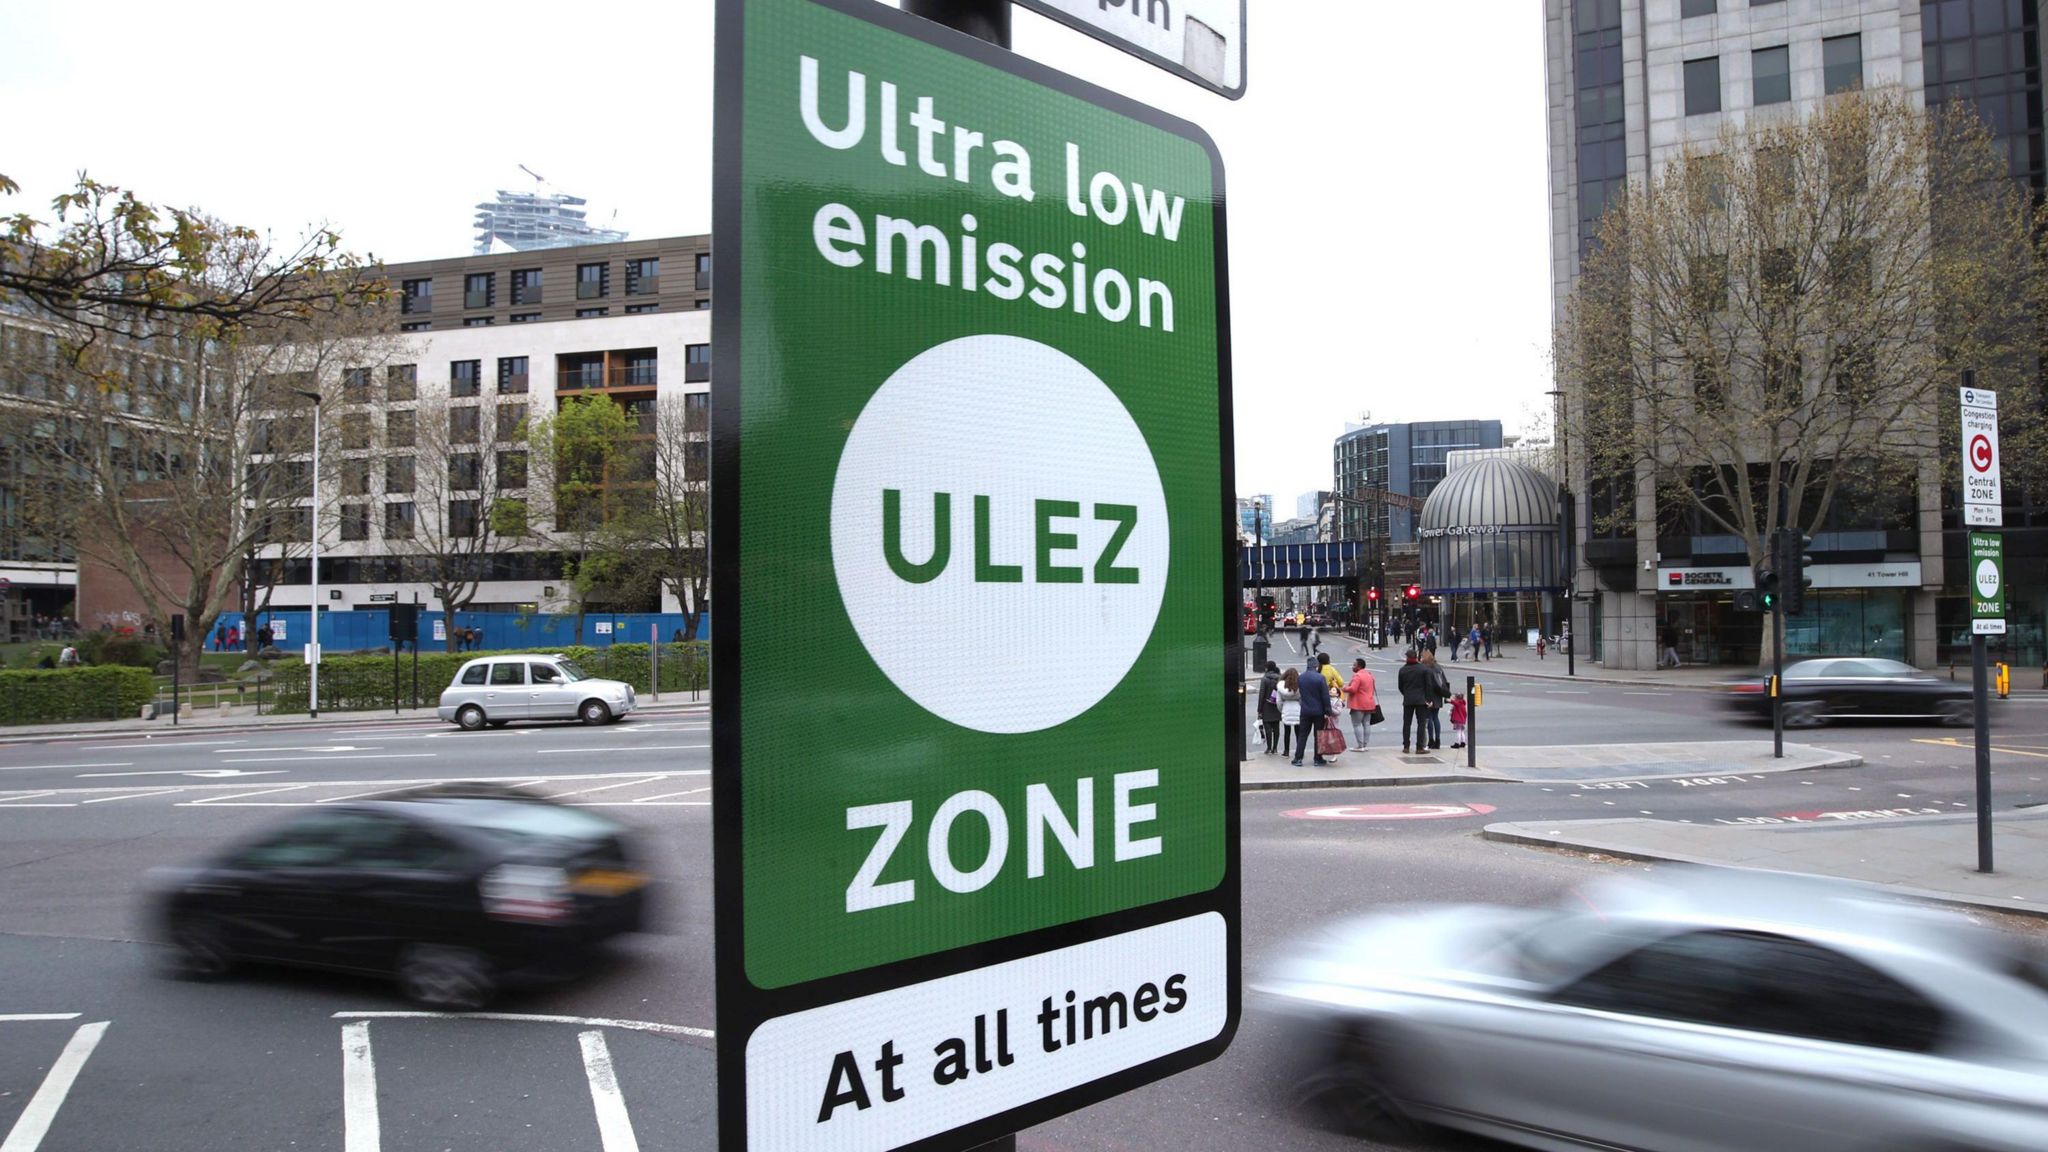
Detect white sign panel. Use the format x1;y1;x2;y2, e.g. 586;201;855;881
1013;0;1245;98
270;619;286;641
595;620;613;636
432;619;447;642
1974;618;2008;635
1961;387;2001;527
1806;561;1923;589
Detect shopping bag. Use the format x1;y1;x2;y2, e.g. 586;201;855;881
1316;719;1347;758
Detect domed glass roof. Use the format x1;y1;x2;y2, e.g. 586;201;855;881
1420;457;1558;532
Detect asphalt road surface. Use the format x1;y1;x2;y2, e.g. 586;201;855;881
4;684;2046;1152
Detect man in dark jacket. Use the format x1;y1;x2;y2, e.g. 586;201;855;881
1397;652;1433;754
1295;661;1332;766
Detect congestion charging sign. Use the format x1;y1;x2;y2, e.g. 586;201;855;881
710;1;1238;1149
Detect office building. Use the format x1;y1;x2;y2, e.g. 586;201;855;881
1331;420;1504;549
473;187;630;255
1544;0;2045;669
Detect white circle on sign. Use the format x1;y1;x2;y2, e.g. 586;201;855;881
1976;557;2001;598
830;335;1169;734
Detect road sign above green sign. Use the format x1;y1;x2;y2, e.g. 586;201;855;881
710;0;1238;1148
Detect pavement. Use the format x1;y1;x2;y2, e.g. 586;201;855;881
1240;739;1859;788
1486;807;2048;919
0;693;711;744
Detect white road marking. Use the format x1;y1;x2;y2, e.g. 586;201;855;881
0;1020;109;1152
341;1021;380;1152
184;785;314;805
630;787;710;802
220;745;372;754
78;768;283;779
221;754;437;764
1545;690;1591;695
332;1010;713;1039
580;1030;642;1152
316;786;420;804
575;800;710;807
80;789;183;804
0;1014;79;1022
1621;691;1671;696
0;763;133;772
536;745;707;755
546;776;669;798
80;741;246;750
0;792;57;805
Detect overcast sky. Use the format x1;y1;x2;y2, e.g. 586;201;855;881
0;1;1553;513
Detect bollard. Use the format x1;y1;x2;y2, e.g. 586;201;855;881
1466;676;1478;769
1998;663;2009;700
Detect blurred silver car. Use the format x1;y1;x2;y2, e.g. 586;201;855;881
1258;869;2048;1151
437;654;636;729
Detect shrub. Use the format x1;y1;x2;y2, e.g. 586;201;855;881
76;631;165;669
268;642;709;713
0;666;155;724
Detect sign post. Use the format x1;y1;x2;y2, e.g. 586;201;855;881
1962;386;2003;873
713;1;1237;1148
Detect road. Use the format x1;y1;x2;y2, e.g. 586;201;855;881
3;678;2046;1152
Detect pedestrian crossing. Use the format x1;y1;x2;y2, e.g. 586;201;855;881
0;771;712;812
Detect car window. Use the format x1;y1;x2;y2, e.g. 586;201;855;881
226;813;367;869
1827;660;1884;679
530;662;562;684
1786;661;1838;679
489;662;524;686
556;660;589;683
331;816;463;871
1555;930;1945;1052
460;663;487;686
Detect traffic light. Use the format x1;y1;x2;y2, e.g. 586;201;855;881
1756;551;1779;613
1366;586;1380;604
1404;584;1421;603
1775;528;1814;616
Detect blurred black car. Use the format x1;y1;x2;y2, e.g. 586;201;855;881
1723;657;1973;728
148;784;649;1008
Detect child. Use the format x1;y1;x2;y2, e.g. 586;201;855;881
1449;692;1468;749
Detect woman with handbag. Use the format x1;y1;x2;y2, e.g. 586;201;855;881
1256;661;1282;755
1277;668;1303;761
1344;657;1379;749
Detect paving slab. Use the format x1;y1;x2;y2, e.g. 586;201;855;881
1240;740;1855;790
1484;809;2048;918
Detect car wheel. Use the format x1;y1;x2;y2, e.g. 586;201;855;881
1937;700;1973;728
1296;1029;1421;1142
396;944;495;1010
1781;700;1827;729
167;914;235;979
456;705;487;731
580;699;612;726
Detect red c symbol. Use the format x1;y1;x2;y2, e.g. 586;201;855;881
1970;434;1994;472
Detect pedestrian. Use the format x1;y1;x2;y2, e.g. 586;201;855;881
226;625;239;651
1296;654;1332;767
1449;692;1468;749
1421;649;1449;750
672;628;685;643
57;643;79;667
1447;625;1461;662
1468;623;1482;660
1344;657;1378;750
1316;651;1345;706
1536;634;1547;660
257;624;272;650
212;625;224;652
1277;668;1303;761
1660;621;1682;669
1257;661;1282;755
1397;651;1431;754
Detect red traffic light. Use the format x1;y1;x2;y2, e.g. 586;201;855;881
1404;584;1421;600
1366;588;1380;602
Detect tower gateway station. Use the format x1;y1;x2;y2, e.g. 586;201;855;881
1417;456;1567;643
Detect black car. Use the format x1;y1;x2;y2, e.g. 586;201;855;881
149;785;649;1007
1723;657;1975;728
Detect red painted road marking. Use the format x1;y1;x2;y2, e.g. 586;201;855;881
1284;802;1498;821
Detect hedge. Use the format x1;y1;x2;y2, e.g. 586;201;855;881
0;666;156;725
268;642;708;713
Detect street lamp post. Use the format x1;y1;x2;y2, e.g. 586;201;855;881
293;388;323;719
1547;388;1576;678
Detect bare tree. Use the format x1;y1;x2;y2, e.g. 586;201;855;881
525;394;646;645
391;390;538;651
625;393;710;640
1559;90;2039;600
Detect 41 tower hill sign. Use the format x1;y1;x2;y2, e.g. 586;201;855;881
711;2;1238;1150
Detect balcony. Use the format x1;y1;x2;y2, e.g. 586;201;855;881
464;290;490;309
685;360;710;383
577;281;606;300
557;370;606;392
512;286;542;305
627;275;659;296
401;294;431;315
614;365;658;387
695;268;710;291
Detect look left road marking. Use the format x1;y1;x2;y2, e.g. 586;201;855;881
341;1021;380;1152
0;1020;109;1152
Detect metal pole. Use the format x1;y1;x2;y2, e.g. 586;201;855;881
1975;633;1994;872
1771;604;1785;759
301;393;322;720
411;593;420;709
903;0;1011;46
1465;675;1476;769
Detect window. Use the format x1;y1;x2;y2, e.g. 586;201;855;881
385;409;416;449
695;251;712;290
342;366;372;395
1690;253;1729;312
684;391;710;433
461;663;487;685
342;459;372;497
1760;247;1799;298
497;450;529;488
450;360;482;397
1684;56;1721;115
1763;349;1804;406
576;307;609;319
512;267;543;305
621;351;657;386
510;312;541;324
489;661;524;686
1831;341;1875;395
341;412;371;451
626;257;659;295
384;456;416;494
492;498;530;536
1692;359;1725;408
531;662;564;684
385;501;416;540
496;403;528;442
1828;240;1870;294
385;364;417;402
340;504;369;542
401;321;431;332
449;453;481;490
1680;0;1714;15
449;498;480;539
695;298;711;309
402;278;433;314
625;303;660;314
686;439;709;482
1753;45;1791;105
577;262;608;299
463;317;494;328
686;343;711;382
498;356;529;394
464;272;494;309
451;406;480;444
1823;34;1863;94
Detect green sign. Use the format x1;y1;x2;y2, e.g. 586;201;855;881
711;0;1237;1148
1971;531;2006;634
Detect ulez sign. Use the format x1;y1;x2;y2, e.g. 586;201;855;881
710;1;1238;1150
